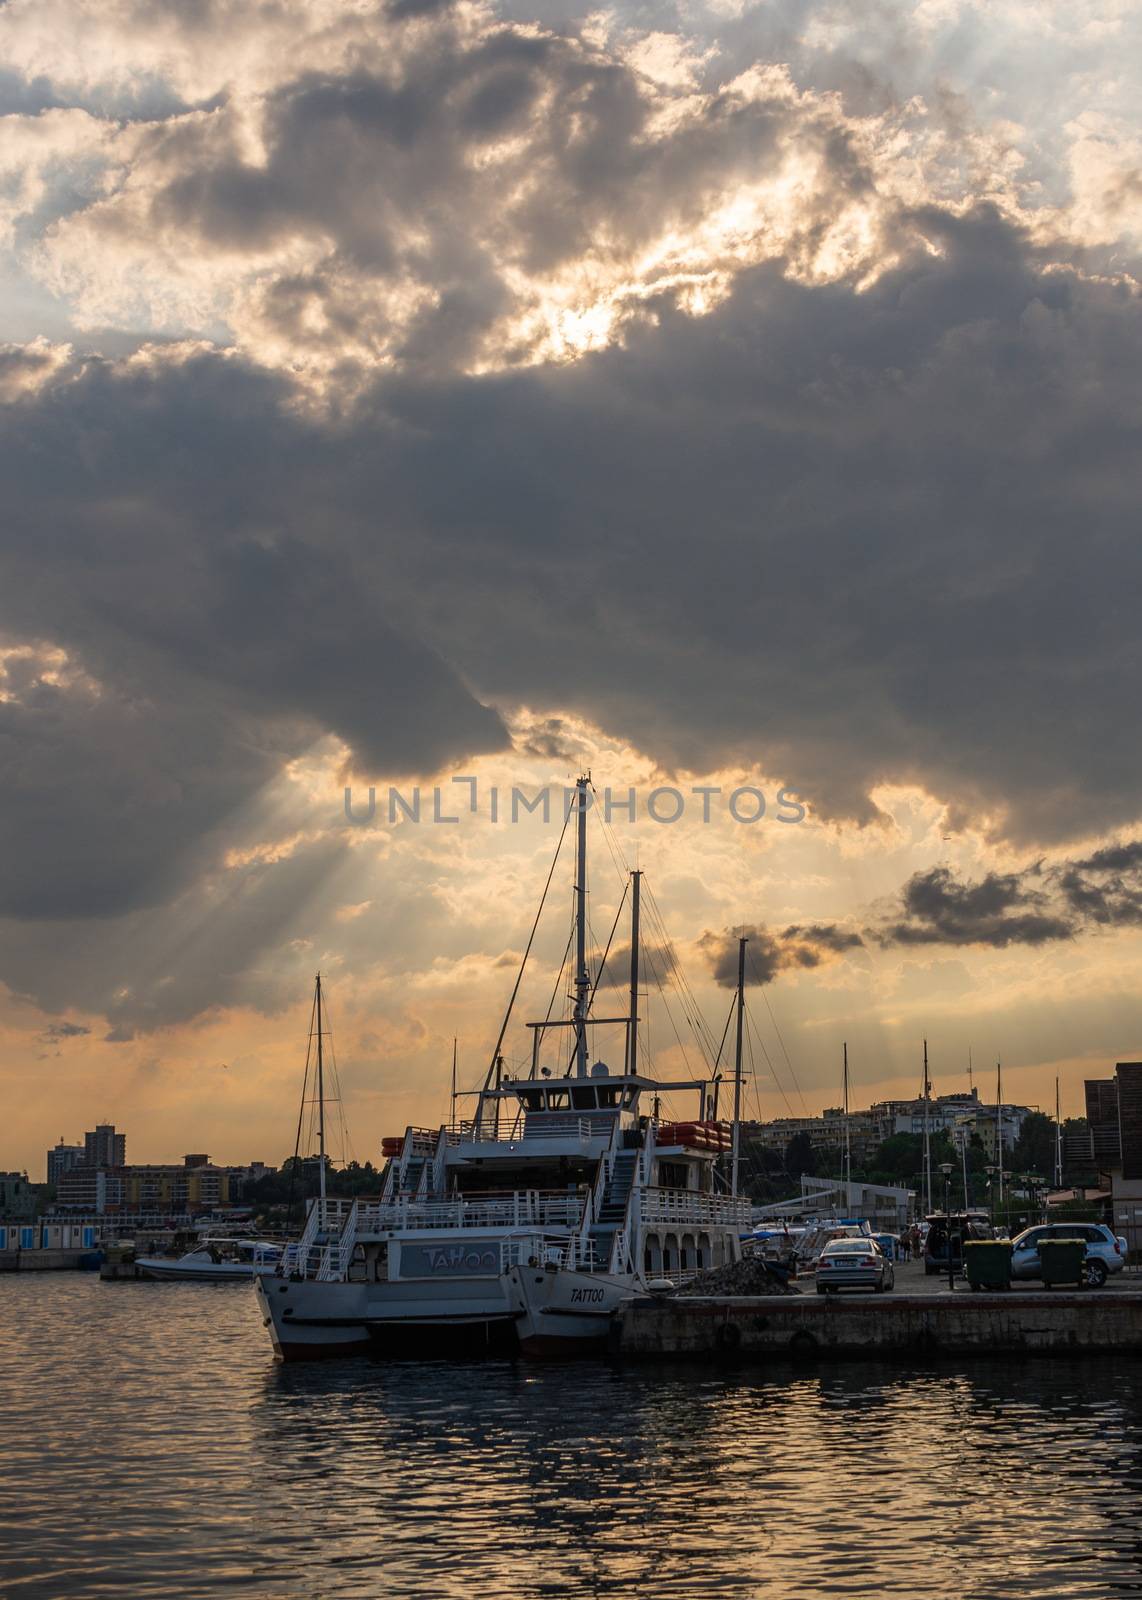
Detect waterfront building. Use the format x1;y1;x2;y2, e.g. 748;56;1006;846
54;1153;257;1215
46;1140;84;1187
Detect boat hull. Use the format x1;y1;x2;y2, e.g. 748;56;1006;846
255;1273;521;1362
135;1258;273;1282
506;1263;635;1357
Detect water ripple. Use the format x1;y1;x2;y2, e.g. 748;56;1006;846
2;1278;1141;1598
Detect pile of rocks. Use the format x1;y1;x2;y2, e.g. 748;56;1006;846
673;1255;800;1297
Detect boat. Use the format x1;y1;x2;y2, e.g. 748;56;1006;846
135;1238;284;1281
255;777;752;1361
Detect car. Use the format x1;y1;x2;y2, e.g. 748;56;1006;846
815;1238;894;1295
1010;1222;1127;1287
923;1213;994;1276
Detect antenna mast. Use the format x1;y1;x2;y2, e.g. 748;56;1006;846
922;1039;932;1217
1054;1075;1063;1189
315;973;327;1215
995;1058;1004;1219
731;935;747;1198
843;1041;851;1201
572;775;590;1079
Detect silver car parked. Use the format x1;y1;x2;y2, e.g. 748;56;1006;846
1009;1222;1127;1287
815;1238;895;1295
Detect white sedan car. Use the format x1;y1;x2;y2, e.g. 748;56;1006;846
815;1238;895;1295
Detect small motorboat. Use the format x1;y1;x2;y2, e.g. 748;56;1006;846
135;1238;283;1282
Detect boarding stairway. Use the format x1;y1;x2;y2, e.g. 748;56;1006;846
586;1148;638;1271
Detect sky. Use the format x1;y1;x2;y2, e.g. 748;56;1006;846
2;0;1141;1179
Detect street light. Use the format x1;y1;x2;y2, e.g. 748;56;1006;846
938;1162;955;1291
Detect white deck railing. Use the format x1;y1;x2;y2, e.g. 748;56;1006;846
355;1191;585;1234
639;1189;753;1227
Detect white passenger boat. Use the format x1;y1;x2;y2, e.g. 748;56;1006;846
256;777;753;1361
136;1238;283;1281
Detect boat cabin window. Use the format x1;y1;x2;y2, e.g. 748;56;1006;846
595;1087;621;1108
545;1090;570;1110
517;1088;544;1112
657;1160;691;1191
570;1086;596;1110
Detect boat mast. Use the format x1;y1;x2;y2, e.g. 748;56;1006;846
922;1039;932;1217
1054;1076;1063;1189
451;1038;458;1132
628;870;641;1076
572;774;590;1079
315;972;327;1215
731;935;746;1198
843;1041;851;1202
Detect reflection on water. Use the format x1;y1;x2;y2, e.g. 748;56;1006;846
2;1276;1142;1598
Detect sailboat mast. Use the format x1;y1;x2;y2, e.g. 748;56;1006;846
572;775;590;1079
628;870;641;1077
843;1041;851;1200
731;935;746;1199
315;973;327;1212
922;1039;932;1217
1054;1076;1063;1189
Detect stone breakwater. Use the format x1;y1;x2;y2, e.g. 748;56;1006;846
613;1291;1142;1361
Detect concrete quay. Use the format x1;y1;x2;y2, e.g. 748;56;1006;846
0;1249;93;1272
614;1290;1142;1361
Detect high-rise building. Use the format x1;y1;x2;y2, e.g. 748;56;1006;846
1117;1062;1142;1182
1084;1079;1120;1165
47;1140;84;1186
84;1125;126;1168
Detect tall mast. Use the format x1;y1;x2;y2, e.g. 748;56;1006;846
315;973;327;1213
1054;1076;1063;1189
922;1038;932;1217
731;935;747;1198
628;870;641;1077
572;774;590;1078
451;1039;458;1131
995;1058;1004;1217
843;1041;851;1200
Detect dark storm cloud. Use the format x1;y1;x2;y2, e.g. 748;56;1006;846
0;349;508;920
596;940;677;987
882;866;1073;948
702;923;863;987
882;842;1142;949
2;200;1142;945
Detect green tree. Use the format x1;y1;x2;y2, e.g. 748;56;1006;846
1011;1111;1056;1176
785;1130;818;1177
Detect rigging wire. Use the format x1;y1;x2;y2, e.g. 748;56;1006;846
477;799;573;1094
748;946;808;1117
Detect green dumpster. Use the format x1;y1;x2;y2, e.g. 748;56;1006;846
963;1239;1012;1290
1039;1237;1085;1288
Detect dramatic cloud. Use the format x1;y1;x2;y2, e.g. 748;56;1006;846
702;923;863;987
882;842;1142;949
2;0;1142;1072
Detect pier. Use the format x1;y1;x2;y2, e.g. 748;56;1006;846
613;1286;1142;1360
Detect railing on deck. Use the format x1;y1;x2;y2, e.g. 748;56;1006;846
355;1190;585;1234
639;1188;753;1227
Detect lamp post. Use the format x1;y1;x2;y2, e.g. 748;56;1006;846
939;1162;955;1291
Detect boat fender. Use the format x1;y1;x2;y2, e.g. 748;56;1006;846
715;1321;742;1352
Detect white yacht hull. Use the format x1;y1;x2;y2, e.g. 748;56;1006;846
506;1263;635;1357
255;1272;520;1362
135;1258;276;1282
